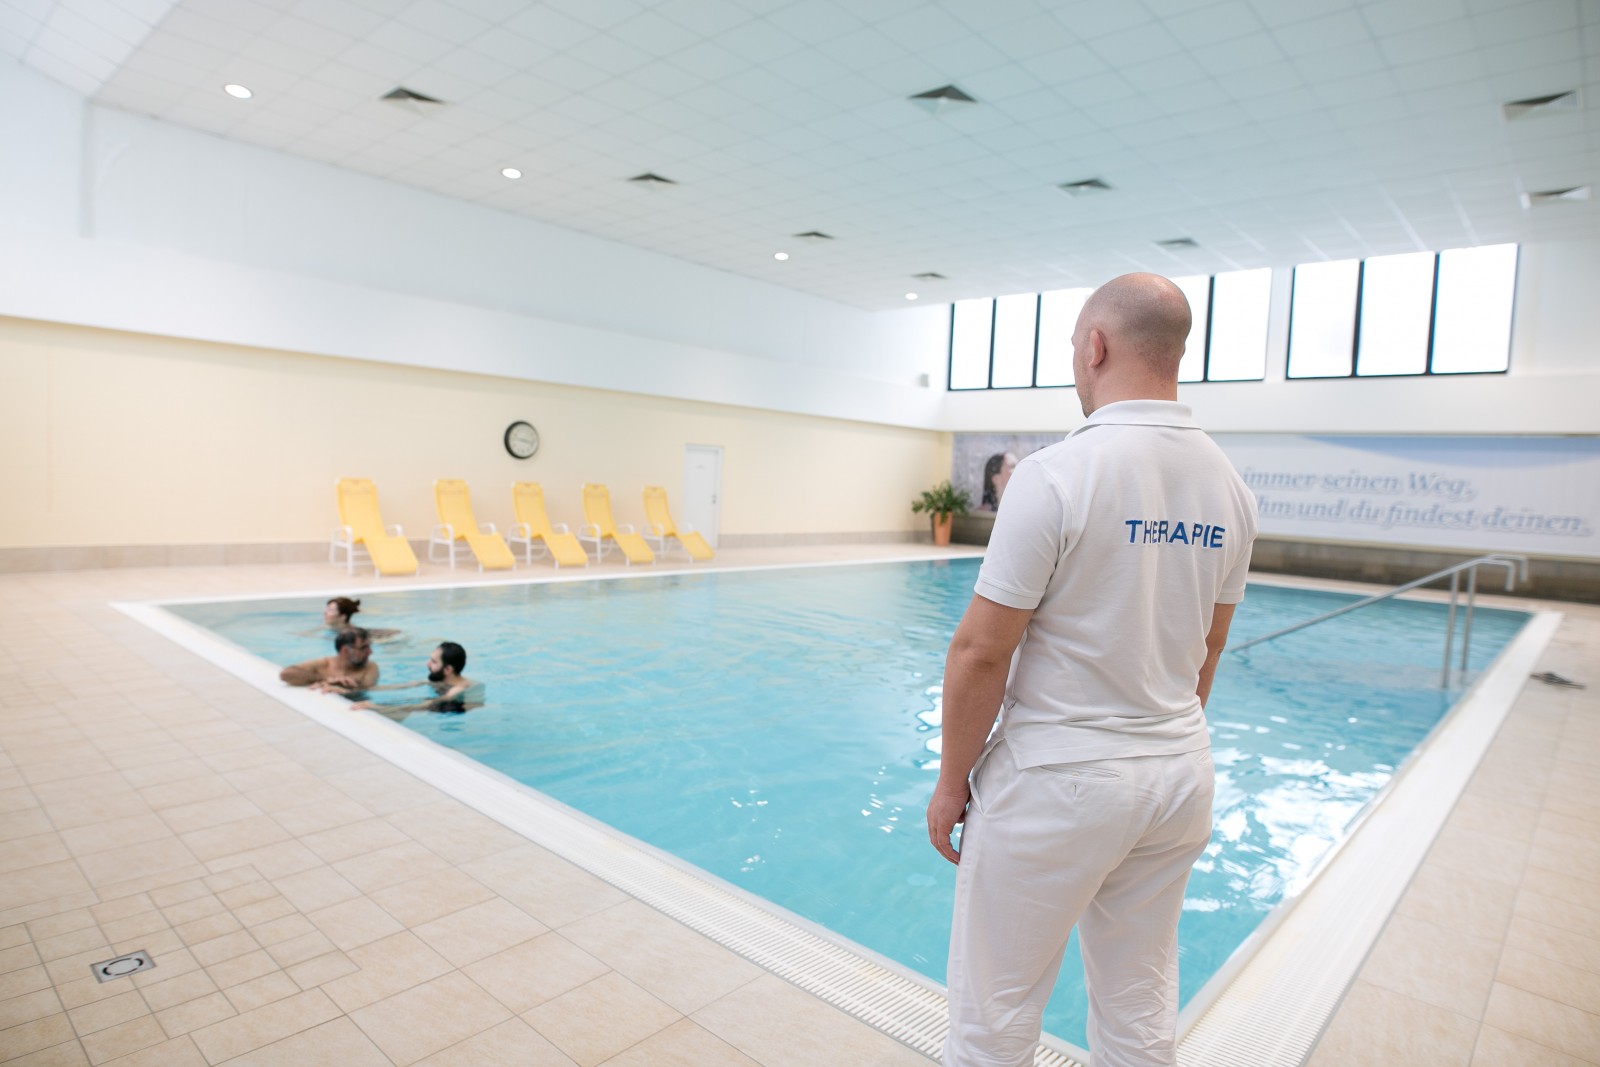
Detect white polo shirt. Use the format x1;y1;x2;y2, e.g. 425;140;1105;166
973;399;1258;766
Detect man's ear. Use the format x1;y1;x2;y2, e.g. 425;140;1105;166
1088;327;1109;370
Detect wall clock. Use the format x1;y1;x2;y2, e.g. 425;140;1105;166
504;421;539;459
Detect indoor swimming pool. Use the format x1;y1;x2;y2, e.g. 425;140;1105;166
161;559;1531;1050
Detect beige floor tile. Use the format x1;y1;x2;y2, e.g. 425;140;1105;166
248;915;315;949
463;933;610;1015
367;867;499;928
94;1036;206;1066
99;911;170;949
603;1017;764;1067
306;898;403;953
349;970;512;1065
691;975;935;1067
0;810;53;846
0;862;93;911
301;818;411;864
232;896;296;930
215;881;280;911
34;929;109;966
76;841;200;890
412;1018;574;1066
145;882;208;911
1515;889;1600;941
268;798;375;838
188;929;262;968
0;833;71;874
272;867;365;914
127;945;199;987
177;817;291;864
0;1013;76;1063
321;932;455;1013
5;1038;90;1066
0;965;51;1001
413;899;546;968
1498;946;1600;1015
264;931;336;968
64;990;148;1037
0;943;43;977
79;1015;167;1065
204;950;279;992
333;843;451;895
460;848;628;929
158;895;225;928
205;841;323;881
221;971;301;1014
187;989;342;1063
55;976;135;1013
562;901;764;1015
523;971;681;1067
0;987;64;1030
216;1016;391;1067
1483;982;1600;1062
24;912;95;943
172;911;243;947
153;990;236;1037
283;951;358;990
137;968;218;1014
1472;1024;1597;1065
1506;916;1600;975
1425;824;1533;888
56;817;175;861
136;776;236;813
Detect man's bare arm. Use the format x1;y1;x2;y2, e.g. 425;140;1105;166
926;594;1035;865
279;660;325;687
1196;602;1237;708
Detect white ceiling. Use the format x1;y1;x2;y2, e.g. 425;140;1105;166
3;0;1596;310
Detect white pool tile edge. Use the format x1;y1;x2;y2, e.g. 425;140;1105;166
1175;609;1562;1066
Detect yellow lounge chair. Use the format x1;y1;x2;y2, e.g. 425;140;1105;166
331;478;420;577
508;482;589;568
642;486;715;561
578;483;655;566
430;479;516;571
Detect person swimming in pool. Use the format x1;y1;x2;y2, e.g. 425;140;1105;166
315;597;400;640
279;627;379;694
352;642;481;717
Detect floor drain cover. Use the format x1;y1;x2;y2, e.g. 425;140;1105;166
92;951;154;982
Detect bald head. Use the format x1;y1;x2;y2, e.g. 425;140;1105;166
1079;273;1192;375
1071;273;1192;414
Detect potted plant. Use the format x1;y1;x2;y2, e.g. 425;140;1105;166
912;481;971;546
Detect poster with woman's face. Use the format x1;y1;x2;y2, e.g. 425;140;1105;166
952;433;1064;511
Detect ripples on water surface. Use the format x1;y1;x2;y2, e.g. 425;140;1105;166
171;561;1528;1048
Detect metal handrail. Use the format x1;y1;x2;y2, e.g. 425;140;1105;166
1230;554;1528;686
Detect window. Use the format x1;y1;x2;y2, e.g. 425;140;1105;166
1287;259;1360;378
1208;268;1272;381
1036;287;1091;386
1288;245;1517;379
948;299;992;390
991;293;1039;388
1432;244;1517;373
1356;252;1435;376
946;272;1269;390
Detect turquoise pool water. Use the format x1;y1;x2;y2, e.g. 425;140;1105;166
168;560;1529;1049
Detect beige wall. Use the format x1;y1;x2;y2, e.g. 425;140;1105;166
0;317;951;549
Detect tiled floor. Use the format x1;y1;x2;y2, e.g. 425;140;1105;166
0;545;1594;1066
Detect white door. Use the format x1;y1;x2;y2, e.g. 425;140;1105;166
682;444;722;547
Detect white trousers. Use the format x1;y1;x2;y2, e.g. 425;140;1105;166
944;739;1215;1067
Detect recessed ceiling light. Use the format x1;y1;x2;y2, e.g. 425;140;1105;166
501;167;521;179
909;85;977;115
1156;237;1200;250
1058;178;1111;196
223;84;252;99
773;252;789;261
905;292;919;301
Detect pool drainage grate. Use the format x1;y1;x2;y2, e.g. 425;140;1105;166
92;951;154;982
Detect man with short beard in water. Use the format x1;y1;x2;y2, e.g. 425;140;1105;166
352;642;480;715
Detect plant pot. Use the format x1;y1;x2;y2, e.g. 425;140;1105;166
932;514;954;546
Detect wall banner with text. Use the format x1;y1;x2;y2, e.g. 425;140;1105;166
1210;435;1600;559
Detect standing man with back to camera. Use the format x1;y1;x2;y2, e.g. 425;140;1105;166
927;272;1259;1067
